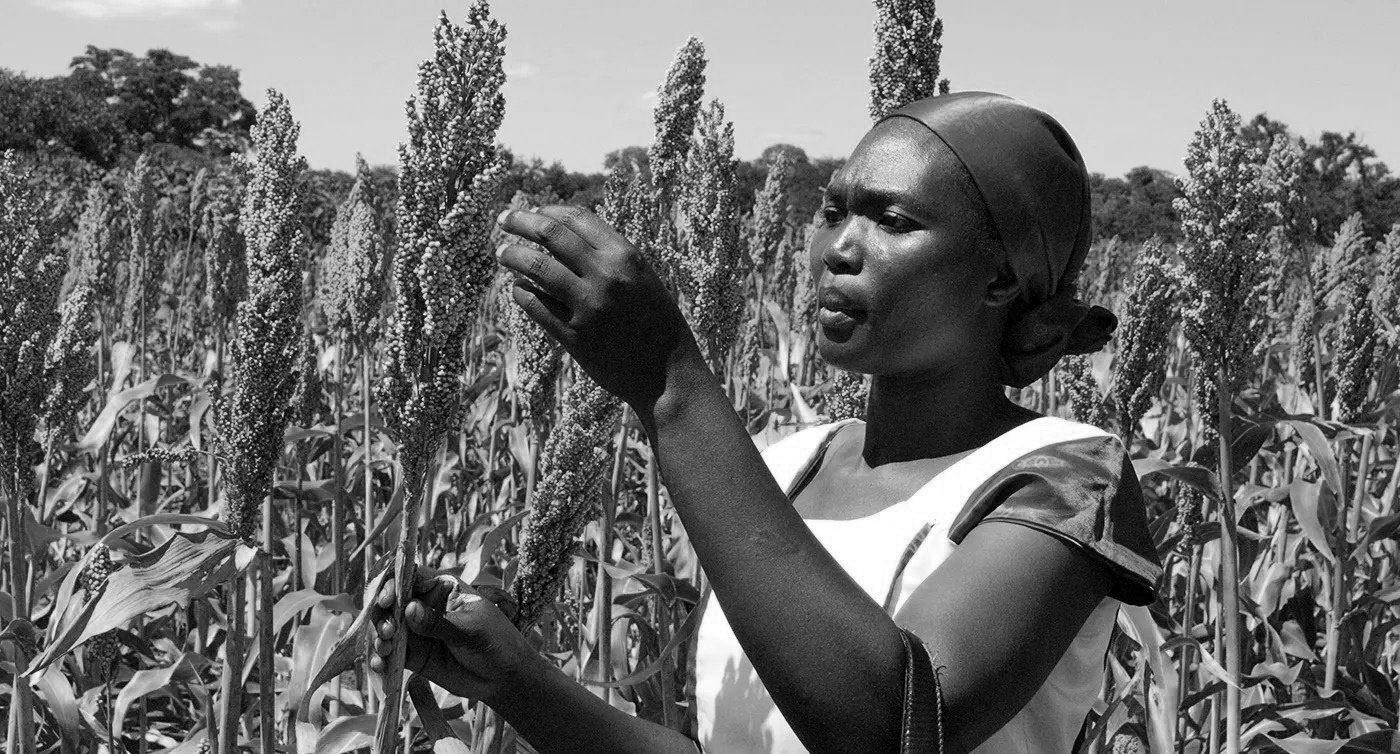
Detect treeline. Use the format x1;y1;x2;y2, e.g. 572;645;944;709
4;45;1399;252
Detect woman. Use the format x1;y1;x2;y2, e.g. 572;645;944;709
369;91;1162;752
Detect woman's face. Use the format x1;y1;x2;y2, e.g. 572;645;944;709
809;118;1013;378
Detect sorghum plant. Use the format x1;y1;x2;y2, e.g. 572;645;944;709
1174;98;1274;754
0;151;66;754
373;4;506;747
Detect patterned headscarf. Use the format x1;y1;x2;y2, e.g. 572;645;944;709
877;91;1115;388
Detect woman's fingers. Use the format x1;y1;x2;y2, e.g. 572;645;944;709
497;208;595;273
376;578;397;610
496;242;582;304
511;281;575;345
533;205;627;255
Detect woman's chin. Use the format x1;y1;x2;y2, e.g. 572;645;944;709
816;332;873;373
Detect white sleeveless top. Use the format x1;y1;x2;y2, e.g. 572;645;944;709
693;417;1127;753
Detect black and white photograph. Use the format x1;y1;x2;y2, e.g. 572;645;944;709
1;1;1398;751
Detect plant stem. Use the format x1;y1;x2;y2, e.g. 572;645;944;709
260;498;277;753
646;456;676;728
1215;363;1241;754
373;451;434;753
218;571;246;754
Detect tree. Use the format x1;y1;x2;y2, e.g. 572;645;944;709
1089;166;1183;244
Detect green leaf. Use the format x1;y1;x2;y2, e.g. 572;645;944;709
1288;479;1336;562
1282;419;1343;496
298;566;389;724
1133;458;1222;500
100;513;230;547
1262;731;1400;753
32;665;81;754
111;655;202;738
287;607;354;727
76;373;196;453
26;531;253;676
313;713;378;754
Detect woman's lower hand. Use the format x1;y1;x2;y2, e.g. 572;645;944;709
495;206;702;410
369;570;537;704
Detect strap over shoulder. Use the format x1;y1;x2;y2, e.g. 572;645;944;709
947;434;1162;606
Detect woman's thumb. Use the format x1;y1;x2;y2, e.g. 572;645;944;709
405;599;485;648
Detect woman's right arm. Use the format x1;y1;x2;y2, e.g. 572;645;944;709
372;573;697;754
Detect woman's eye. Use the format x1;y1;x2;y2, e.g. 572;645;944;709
819;206;845;225
880;212;916;232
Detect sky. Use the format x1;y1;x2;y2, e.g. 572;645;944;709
3;0;1398;178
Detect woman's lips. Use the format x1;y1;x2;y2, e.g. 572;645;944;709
818;288;866;330
817;306;866;330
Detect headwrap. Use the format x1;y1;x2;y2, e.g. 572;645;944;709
877;91;1116;388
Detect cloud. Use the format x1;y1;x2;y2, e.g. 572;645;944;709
640;90;659;102
504;62;537;80
31;0;241;21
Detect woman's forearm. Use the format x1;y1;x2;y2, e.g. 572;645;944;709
636;346;906;751
489;651;697;753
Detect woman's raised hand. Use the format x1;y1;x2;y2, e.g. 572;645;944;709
496;206;701;410
369;569;538;704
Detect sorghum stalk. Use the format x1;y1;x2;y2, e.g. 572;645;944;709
1174;99;1273;754
0;150;66;754
868;0;950;120
202;171;246;522
373;6;506;749
209;89;307;754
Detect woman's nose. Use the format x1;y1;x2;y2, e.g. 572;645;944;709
822;217;865;275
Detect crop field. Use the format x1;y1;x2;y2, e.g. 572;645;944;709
1;1;1399;752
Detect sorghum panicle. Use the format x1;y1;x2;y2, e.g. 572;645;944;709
1110;237;1179;440
1060;354;1109;430
749;149;794;280
379;5;507;471
40;281;96;450
79;544;119;683
676;100;745;362
320;171;386;344
1333;266;1379;422
0;151;67;497
869;0;949;121
289;327;326;430
511;369;622;628
495;193;563;428
73;183;120;304
215;90;308;541
120;153;161;341
201;170;248;335
1375;223;1400;352
825;371;869;422
648;37;707;195
1174;99;1273;437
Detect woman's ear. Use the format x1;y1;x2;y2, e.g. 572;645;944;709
984;257;1021;309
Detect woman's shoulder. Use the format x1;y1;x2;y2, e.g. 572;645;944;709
947;418;1162;605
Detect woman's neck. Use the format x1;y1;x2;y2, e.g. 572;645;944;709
861;367;1039;467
